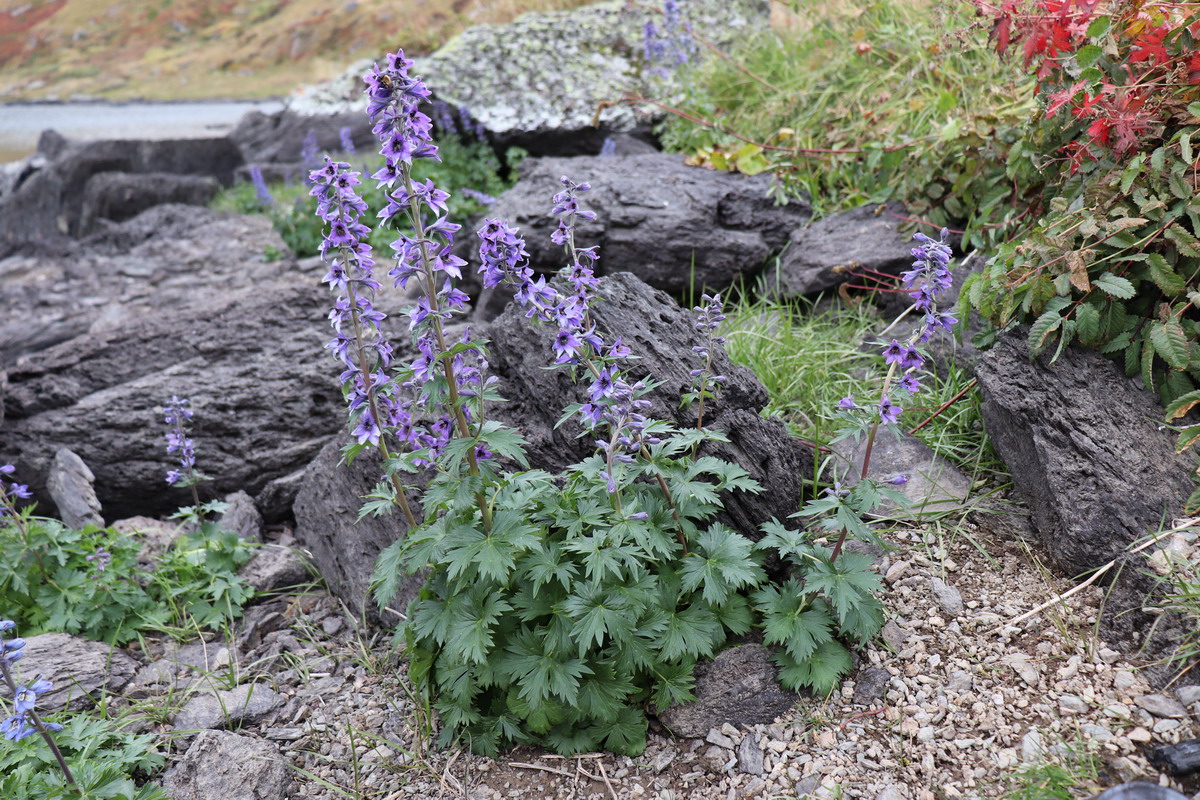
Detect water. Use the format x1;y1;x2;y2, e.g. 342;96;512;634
0;99;285;163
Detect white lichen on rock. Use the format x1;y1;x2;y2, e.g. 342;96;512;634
287;0;769;135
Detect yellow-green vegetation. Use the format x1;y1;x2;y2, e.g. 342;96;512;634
0;0;594;102
659;0;1035;241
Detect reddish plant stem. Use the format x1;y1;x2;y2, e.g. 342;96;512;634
907;379;978;435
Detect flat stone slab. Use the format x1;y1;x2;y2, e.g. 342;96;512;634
830;430;972;515
172;682;283;732
161;729;293;800
21;633;138;711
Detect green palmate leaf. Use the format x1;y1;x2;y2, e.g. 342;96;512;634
1094;272;1137;299
590;705;649;756
803;551;883;621
774;639;854;695
650;659;697;711
754;580;834;662
658;603;723;661
679;525;765;606
1147;253;1186;295
1150;319;1191;370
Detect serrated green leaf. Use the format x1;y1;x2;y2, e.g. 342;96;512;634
1188;102;1200;119
1146;253;1186;295
775;640;853;696
1142;332;1157;392
1165;224;1200;257
1085;15;1110;37
1028;306;1064;354
1120;155;1145;194
1176;425;1200;453
1150;320;1191;370
1094;272;1136;299
1075;304;1101;344
1165;389;1200;420
1182;132;1194;166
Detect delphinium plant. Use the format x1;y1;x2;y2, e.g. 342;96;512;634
308;50;903;757
0;620;166;799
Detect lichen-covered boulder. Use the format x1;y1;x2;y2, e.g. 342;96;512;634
287;0;770;154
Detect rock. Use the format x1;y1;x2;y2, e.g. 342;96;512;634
1178;685;1200;708
112;516;184;561
1128;727;1154;744
172;683;283;732
852;667;891;705
295;272;814;620
828;430;971;515
947;670;973;693
881;621;909;650
0;284;342;522
20;633;138;711
706;729;737;750
658;644;798;738
1095;783;1190;800
292;437;426;625
0;204;301;368
218;491;263;541
292;1;767;154
77;172;220;235
876;788;905;800
795;776;820;798
1021;730;1046;762
772;202;912;299
238;539;312;594
1058;695;1088;714
1004;654;1039;688
0;135;243;252
1148;739;1200;777
161;730;293;800
975;331;1192;576
229;108;371;165
1135;694;1189;719
930;578;964;617
737;735;765;775
482;272;815;537
472;154;810;299
45;447;103;529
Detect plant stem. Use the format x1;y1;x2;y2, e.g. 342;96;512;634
400;171;492;533
0;662;79;793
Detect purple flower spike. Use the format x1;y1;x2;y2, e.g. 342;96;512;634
878;396;902;425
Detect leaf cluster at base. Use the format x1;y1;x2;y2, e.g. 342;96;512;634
373;425;883;757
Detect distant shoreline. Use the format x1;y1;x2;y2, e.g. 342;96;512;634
0;98;286;164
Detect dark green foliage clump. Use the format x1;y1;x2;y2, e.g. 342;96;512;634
374;424;883;757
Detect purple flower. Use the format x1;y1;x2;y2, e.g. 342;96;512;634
300;129;320;166
882;339;906;365
249;165;273;207
878;396;902;425
459;187;496;206
163;396;198;486
837;396;859;410
339;126;356;155
897;373;921;394
86;547;112;572
888;474;909;486
2;677;55;742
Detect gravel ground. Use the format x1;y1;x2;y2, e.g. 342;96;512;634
140;510;1200;800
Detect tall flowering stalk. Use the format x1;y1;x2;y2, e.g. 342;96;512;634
822;228;957;561
163;396;203;508
684;293;728;431
0;622;75;792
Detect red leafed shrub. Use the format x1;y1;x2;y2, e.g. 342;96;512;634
980;0;1199;169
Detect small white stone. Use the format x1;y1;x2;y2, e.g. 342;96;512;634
1128;727;1153;744
1058;695;1088;714
1113;670;1138;692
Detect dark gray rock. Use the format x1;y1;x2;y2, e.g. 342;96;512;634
253;467;308;524
737;735;765;775
0;134;243;252
171;683;283;732
293;272;814;621
482;272;814;537
852;667;891;705
229;108;371;165
0;284;342;522
21;633;138;711
0;205;302;367
975;331;1192;576
77;171;219;235
219;491;263;541
292;437;425;626
930;577;964;617
161;730;294;800
470;154;811;298
771;202;912;299
657;644;798;738
1148;740;1200;777
45;447;104;529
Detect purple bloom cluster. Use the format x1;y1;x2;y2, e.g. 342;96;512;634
459;187;496;206
688;293;729;402
644;0;696;76
0;622;63;742
478;181;660;492
338;126;356;155
163;397;197;486
0;465;31;516
300;129;320;165
599;137;617;157
249;164;273;208
838;228;957;426
86;547;112;572
459;106;487;142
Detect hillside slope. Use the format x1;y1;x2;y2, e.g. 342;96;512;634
0;0;590;101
